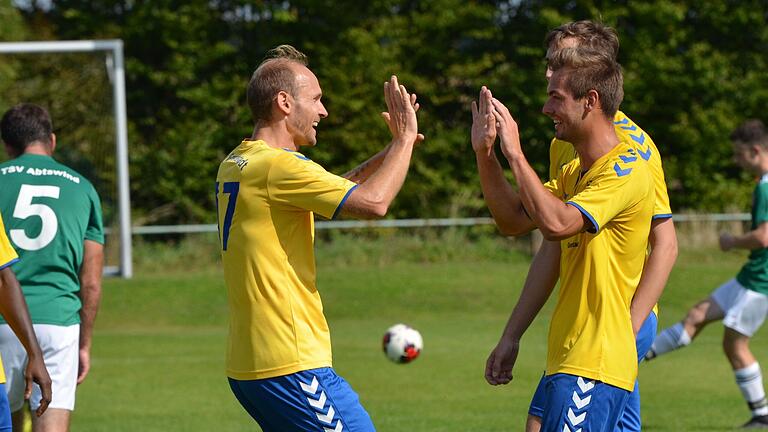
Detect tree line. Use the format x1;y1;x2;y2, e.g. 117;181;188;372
1;0;767;225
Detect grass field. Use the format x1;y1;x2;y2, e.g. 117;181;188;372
69;232;767;431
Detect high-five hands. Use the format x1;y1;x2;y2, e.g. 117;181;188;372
472;86;523;160
381;75;424;145
471;86;497;156
490;98;523;161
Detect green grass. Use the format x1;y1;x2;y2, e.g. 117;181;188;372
70;234;767;431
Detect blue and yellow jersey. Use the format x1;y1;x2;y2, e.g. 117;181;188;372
216;140;357;380
544;141;655;391
549;111;671;219
0;214;19;383
549;111;669;318
0;215;19;272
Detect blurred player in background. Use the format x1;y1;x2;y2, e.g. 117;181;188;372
473;40;654;430
216;45;422;432
0;104;104;432
483;20;677;432
645;120;768;429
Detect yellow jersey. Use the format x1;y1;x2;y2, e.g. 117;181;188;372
0;214;19;383
549;111;670;318
544;141;655;391
216;140;357;380
550;111;671;218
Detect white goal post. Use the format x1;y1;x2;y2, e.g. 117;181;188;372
0;40;133;278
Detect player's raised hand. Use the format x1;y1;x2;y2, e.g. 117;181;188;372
490;98;523;160
381;75;423;145
471;86;497;156
25;353;52;416
484;337;519;386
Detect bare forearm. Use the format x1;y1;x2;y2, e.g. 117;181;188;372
507;153;578;239
732;231;768;250
79;240;104;350
631;218;678;332
79;283;101;351
475;152;533;235
340;139;414;218
342;143;391;184
501;240;560;342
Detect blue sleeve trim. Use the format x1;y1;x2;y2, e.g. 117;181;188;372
652;213;673;220
566;201;599;233
0;258;19;271
332;184;359;220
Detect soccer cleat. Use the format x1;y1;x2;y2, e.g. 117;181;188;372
741;415;768;429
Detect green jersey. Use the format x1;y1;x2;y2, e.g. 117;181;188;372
0;154;104;325
737;174;768;295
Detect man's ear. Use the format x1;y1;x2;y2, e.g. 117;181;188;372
275;91;292;116
584;89;599;113
50;133;56;153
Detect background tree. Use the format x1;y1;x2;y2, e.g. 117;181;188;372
2;0;767;223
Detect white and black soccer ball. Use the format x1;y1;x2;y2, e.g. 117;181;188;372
382;323;423;364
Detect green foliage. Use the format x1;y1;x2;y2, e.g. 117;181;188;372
3;0;768;221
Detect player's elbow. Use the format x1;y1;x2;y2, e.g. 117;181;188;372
540;230;568;241
538;222;574;241
367;203;389;218
342;188;391;219
497;222;530;237
363;193;390;218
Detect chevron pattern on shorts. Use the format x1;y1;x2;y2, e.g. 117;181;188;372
562;377;595;432
299;376;345;432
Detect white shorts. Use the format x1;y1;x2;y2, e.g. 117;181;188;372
0;324;79;412
711;278;768;337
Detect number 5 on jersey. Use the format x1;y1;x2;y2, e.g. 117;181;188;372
11;184;61;251
216;182;239;251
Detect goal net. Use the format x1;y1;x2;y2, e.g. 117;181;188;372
0;40;132;277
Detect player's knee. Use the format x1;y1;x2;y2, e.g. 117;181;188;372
722;336;753;368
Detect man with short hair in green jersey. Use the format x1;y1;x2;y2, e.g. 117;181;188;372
0;103;104;432
646;119;768;429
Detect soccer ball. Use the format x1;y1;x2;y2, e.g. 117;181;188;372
382;323;423;364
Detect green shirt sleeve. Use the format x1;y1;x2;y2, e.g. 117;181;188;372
85;184;105;244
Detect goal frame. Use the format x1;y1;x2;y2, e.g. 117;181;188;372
0;39;133;278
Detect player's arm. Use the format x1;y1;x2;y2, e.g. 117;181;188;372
485;240;560;385
340;75;418;218
720;221;768;251
471;87;536;236
489;97;587;240
630;217;678;334
77;239;104;384
0;267;51;416
342;102;424;184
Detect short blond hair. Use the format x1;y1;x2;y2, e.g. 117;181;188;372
548;47;624;118
545;20;619;66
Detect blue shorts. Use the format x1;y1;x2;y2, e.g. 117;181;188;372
539;373;630;432
228;367;376;432
0;383;10;432
529;312;657;432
